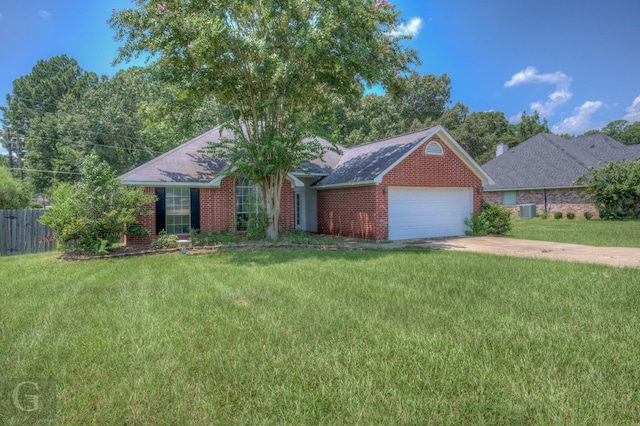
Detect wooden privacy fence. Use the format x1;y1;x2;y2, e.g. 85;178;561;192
0;210;56;256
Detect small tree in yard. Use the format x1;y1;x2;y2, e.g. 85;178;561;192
576;160;640;220
40;154;156;254
0;166;31;209
111;0;418;239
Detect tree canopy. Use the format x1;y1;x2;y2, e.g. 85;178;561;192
111;0;419;239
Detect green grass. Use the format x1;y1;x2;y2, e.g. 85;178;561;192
2;249;640;424
509;217;640;247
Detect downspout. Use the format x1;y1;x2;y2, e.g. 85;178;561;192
544;189;547;213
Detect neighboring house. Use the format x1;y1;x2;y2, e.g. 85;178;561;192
482;133;640;217
119;125;492;243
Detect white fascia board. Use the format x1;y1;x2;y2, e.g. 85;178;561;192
313;180;376;190
434;126;495;186
287;173;304;188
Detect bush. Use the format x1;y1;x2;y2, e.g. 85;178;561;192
598;208;622;221
39;154;156;255
566;212;575;220
553;211;563;219
190;229;241;246
0;166;32;209
465;202;512;236
150;230;178;249
584;211;593;220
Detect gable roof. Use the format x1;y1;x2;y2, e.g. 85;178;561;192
120;125;492;188
482;133;640;191
313;126;492;188
120;125;340;186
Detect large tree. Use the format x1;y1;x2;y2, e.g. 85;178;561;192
1;55;99;193
111;0;418;239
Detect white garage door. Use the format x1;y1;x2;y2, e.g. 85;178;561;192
388;187;473;240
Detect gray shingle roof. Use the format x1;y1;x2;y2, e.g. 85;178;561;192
120;125;491;187
482;133;640;191
313;127;438;187
120;125;340;184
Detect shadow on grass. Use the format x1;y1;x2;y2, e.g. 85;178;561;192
187;245;436;266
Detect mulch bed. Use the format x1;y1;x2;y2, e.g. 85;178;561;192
58;242;360;262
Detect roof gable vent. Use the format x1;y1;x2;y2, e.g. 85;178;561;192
425;141;443;155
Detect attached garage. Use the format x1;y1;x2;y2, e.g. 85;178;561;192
388;187;473;240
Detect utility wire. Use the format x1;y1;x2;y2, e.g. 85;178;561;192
8;167;83;175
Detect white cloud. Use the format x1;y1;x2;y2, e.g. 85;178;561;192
38;10;50;18
623;95;640;123
551;101;603;135
505;66;573;118
390;17;423;38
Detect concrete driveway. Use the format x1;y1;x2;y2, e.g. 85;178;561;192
423;236;640;268
335;236;640;268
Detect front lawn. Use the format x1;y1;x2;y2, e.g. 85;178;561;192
2;249;639;424
509;216;640;247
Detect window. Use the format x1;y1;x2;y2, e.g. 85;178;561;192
166;187;191;234
236;177;259;231
425;141;444;155
502;191;517;206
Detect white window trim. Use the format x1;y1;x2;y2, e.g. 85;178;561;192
166;187;191;235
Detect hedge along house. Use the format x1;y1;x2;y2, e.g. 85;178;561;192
119;125;492;244
481;133;640;218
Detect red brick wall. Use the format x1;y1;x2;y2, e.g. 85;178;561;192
317;186;382;240
124;186;156;246
200;177;236;233
381;135;484;212
485;188;599;218
317;136;484;240
279;182;295;233
125;177;295;246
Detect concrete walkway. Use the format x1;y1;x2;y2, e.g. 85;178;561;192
336;236;640;268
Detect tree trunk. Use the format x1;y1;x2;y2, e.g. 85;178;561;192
261;170;286;240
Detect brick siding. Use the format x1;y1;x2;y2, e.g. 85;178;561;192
126;177;295;246
485;188;599;218
317;135;484;240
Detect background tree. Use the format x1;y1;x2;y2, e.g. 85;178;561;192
1;55;99;193
111;0;418;239
601;120;640;145
0;166;32;209
514;111;550;144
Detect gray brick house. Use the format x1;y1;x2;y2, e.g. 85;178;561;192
482;133;640;217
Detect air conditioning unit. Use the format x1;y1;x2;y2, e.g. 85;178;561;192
519;204;537;218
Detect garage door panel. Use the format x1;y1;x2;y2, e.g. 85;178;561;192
388;187;472;240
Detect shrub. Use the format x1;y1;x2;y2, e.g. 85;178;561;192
584;211;593;220
598;208;622;221
39;154;155;255
553;211;563;219
465;202;512;236
150;230;178;249
190;229;241;246
0;166;32;209
566;212;575;220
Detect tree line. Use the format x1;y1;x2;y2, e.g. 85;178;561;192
1;54;639;201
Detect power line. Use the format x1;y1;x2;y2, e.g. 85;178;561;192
8;167;82;175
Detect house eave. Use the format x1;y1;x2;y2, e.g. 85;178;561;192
313;180;377;190
120;180;222;188
484;184;587;192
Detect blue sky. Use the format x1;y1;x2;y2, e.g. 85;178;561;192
1;0;639;141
